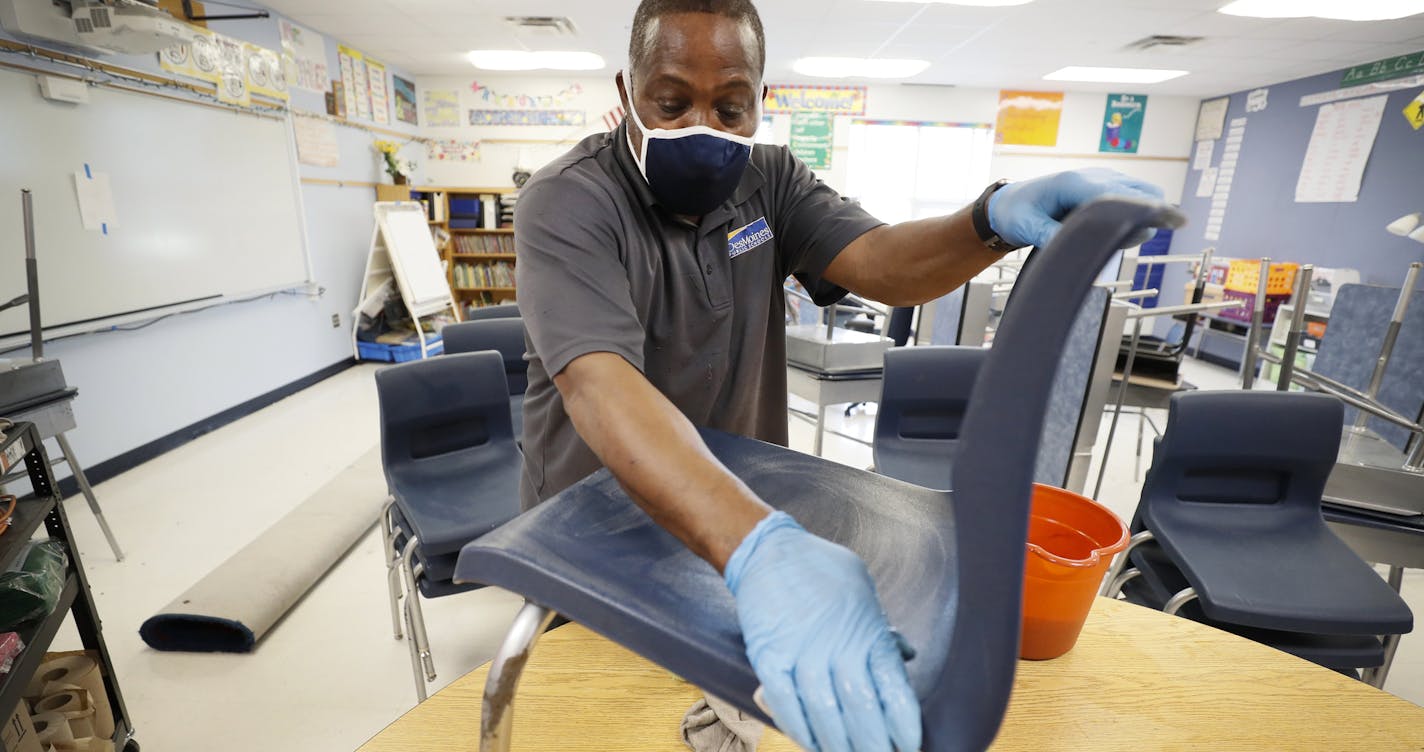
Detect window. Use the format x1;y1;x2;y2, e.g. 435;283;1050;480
846;121;994;225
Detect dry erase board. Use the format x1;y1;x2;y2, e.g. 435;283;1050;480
0;66;311;340
374;203;451;316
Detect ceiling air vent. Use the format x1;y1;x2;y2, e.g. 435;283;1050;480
505;16;578;37
1123;35;1204;52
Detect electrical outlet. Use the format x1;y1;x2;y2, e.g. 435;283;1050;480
330;313;341;328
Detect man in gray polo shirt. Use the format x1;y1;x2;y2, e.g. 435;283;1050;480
515;1;1162;750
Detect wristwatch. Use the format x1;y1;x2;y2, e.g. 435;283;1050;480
971;179;1025;254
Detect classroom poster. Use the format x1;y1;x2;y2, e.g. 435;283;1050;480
214;34;250;107
244;43;288;102
393;75;419;125
1295;95;1387;203
279;19;329;94
426;139;481;162
995;90;1063;146
367;58;390;124
789;111;834;170
1099;93;1146;153
293;114;340;167
337;49;358;118
157;26;221;85
424;90;460;127
763;85;867;115
1195;97;1228;141
471;81;583;108
469;110;586;126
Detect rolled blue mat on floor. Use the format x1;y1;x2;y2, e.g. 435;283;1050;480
140;447;386;652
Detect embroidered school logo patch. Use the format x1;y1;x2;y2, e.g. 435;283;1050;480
727;217;774;260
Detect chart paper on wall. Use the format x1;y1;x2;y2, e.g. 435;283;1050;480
1196;98;1228;141
1192;140;1215;171
366;58;390;125
1294;95;1387;204
294;115;340;167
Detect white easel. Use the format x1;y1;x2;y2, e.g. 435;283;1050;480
354;202;460;360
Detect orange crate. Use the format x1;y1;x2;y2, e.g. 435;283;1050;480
1224;260;1299;295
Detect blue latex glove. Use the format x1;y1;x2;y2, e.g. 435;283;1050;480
988;168;1165;249
725;511;920;752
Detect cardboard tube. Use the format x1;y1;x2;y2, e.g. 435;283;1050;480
31;690;95;740
31;710;75;745
37;656;113;738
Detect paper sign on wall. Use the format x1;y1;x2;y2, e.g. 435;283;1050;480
337;49;358;119
214;35;250;107
73;168;118;233
293;114;340;167
279;19;328;94
789;111;834;170
157;26;220;84
426;139;481;162
995;90;1063;147
366;58;390;125
1195;167;1219;198
1192;140;1215;171
469;109;586;126
763;85;867;115
1295;95;1387;203
1100;93;1147;153
244;43;288;101
1196;97;1229;141
424;90;459;127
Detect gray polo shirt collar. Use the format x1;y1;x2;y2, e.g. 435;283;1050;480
611;121;767;229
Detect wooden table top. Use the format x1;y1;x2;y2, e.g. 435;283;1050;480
356;597;1424;751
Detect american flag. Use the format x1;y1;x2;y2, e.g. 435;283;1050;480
602;105;626;131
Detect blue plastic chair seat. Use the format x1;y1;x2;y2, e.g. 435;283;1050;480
457;428;956;710
1122;543;1385;670
391;448;522;558
392;507;460;583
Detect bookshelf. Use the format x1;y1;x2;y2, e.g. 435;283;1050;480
375;184;520;317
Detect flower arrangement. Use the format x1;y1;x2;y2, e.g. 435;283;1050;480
374;140;416;184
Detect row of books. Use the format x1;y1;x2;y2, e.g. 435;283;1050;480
464;298;510;314
453;234;514;254
453;261;515;289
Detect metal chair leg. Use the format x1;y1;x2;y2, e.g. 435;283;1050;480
54;433;124;561
400;539;437;681
403;595;428;703
1100;530;1155;596
481;601;556;752
1106;568;1142;599
1134;409;1146;481
380;498;404;640
1164;587;1199;616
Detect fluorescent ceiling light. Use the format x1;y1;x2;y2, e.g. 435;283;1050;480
793;57;930;79
1044;66;1188;83
467;50;605;71
867;0;1034;5
1217;0;1424;21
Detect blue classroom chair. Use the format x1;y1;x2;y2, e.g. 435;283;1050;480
452;198;1185;751
1104;391;1411;677
375;351;523;702
872;346;987;490
463;304;522;321
442;318;529;440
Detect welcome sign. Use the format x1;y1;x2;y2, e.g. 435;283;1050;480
764;85;867;115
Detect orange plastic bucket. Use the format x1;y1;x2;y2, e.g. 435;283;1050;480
1019;483;1129;660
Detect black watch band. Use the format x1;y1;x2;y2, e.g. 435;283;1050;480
971;179;1024;254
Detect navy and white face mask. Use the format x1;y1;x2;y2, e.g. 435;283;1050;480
624;81;755;216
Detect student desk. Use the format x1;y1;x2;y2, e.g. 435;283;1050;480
356;597;1424;751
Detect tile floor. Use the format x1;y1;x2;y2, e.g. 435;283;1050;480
24;357;1423;751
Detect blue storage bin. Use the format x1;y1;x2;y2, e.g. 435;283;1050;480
449;218;483;229
357;335;444;363
449;197;482;216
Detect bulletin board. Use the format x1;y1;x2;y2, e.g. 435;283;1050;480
1170;65;1424;295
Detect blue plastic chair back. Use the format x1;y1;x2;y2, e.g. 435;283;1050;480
464;304;522;321
873;346;987;490
442;318;529;395
376;352;522;556
457;198;1184;751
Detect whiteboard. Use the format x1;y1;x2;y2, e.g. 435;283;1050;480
375;203;451;315
0;66;310;340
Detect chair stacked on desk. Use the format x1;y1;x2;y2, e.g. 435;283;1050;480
1104;391;1413;681
442;317;530;440
376;349;524;702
